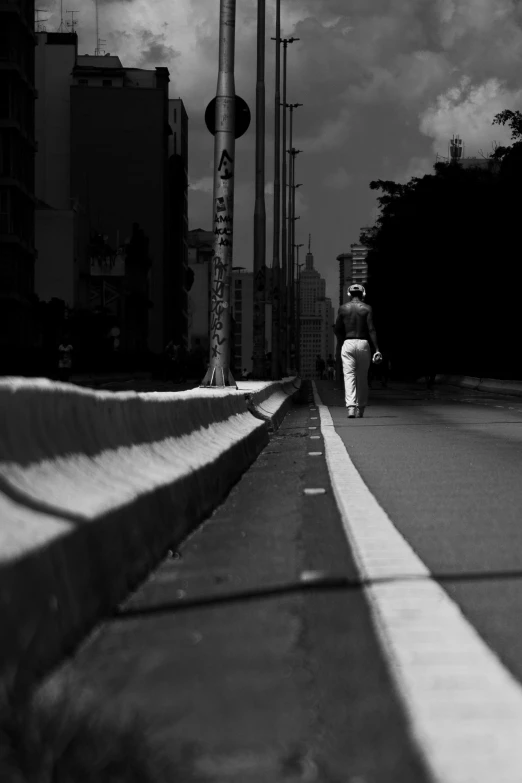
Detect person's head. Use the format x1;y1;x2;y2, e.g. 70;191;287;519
347;284;366;301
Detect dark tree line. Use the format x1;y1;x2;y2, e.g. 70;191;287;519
362;109;522;380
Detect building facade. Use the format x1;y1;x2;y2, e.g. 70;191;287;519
34;32;88;312
187;228;213;353
337;252;353;307
167;98;189;348
231;267;253;375
298;246;333;378
337;229;371;308
350;241;369;287
0;0;37;368
187;229;259;376
70;55;171;355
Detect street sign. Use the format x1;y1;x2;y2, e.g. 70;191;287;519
205;95;251;139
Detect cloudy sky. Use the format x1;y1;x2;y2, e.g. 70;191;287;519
49;0;522;304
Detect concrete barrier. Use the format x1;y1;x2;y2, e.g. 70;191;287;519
436;375;522;397
240;376;302;431
0;376;300;689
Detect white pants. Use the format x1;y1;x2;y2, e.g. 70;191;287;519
341;339;371;408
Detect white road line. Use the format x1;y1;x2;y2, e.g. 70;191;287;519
312;382;522;783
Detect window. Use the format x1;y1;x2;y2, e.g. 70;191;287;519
79;79;88;85
102;79;112;87
235;279;242;288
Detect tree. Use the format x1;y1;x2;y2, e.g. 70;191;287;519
361;117;522;378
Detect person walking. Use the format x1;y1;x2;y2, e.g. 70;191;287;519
334;284;381;418
326;353;335;380
57;335;73;382
315;354;326;380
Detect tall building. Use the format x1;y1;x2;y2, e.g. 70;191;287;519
337;229;371;307
70;55;172;354
187;228;213;352
167;98;189;348
231;267;253;375
351;240;369;287
298;242;333;378
34;32;88;310
337;252;353;307
0;0;37;368
188;229;273;376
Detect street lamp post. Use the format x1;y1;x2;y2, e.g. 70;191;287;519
294;245;303;372
288;146;301;371
252;0;266;379
270;1;281;379
201;0;237;388
286;102;302;372
278;36;299;374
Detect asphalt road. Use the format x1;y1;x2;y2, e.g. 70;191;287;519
318;380;522;682
33;380;522;782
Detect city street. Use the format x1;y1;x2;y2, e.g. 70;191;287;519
41;380;522;782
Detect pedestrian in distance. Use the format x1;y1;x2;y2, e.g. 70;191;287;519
315;354;326;380
326;353;335;380
57;334;73;382
334;284;381;418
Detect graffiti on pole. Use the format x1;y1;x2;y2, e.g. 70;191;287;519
218;150;234;180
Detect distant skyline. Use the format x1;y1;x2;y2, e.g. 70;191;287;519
43;0;522;305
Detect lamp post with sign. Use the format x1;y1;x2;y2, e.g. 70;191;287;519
252;0;266;379
201;0;250;387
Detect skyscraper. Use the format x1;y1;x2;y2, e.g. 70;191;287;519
337;252;353;307
1;0;37;370
70;55;172;354
34;32;88;311
299;241;333;378
231;267;254;376
167;98;189;348
351;241;369;286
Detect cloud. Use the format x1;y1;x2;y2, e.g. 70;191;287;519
348;50;455;105
419;76;522;156
48;0;522;313
189;175;213;193
136;28;180;67
323;166;353;189
296;108;351;152
393;156;435;183
435;0;514;49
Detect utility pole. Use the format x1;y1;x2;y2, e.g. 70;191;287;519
288;147;301;372
279;36;299;375
286;102;302;371
270;3;281;380
252;0;266;379
201;0;237;388
294;247;303;373
290;180;302;370
290;153;301;371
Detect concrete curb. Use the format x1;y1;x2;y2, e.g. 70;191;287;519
435;374;522;397
242;376;302;431
0;376;299;688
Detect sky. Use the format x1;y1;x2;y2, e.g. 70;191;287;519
46;0;522;305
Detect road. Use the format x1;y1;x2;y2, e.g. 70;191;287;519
36;380;522;782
